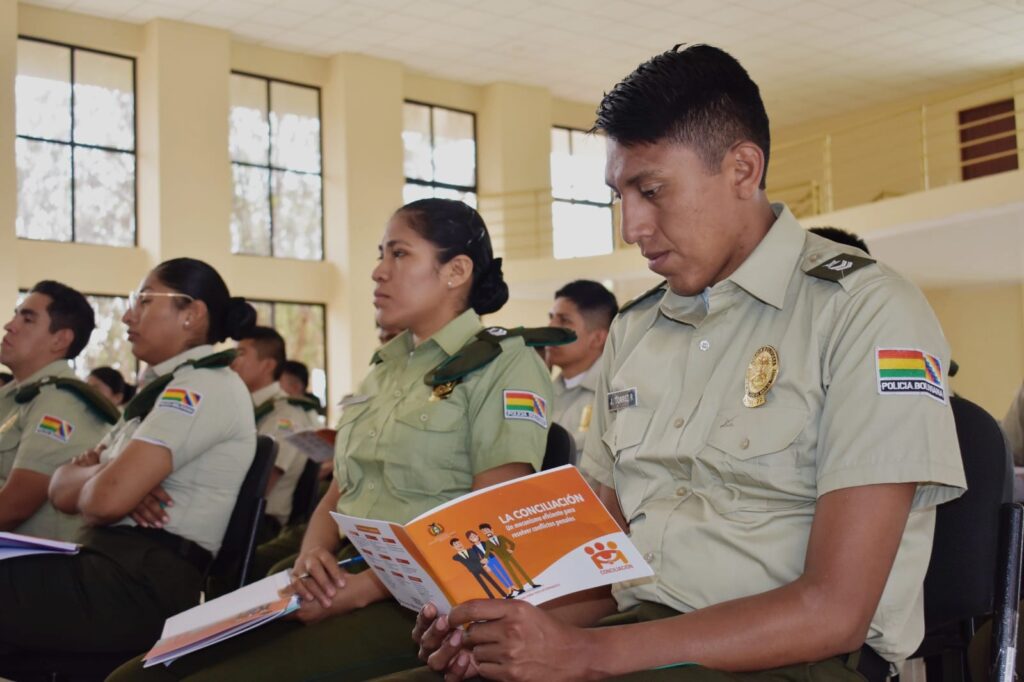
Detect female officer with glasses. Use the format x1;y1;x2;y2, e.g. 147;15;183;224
0;258;257;661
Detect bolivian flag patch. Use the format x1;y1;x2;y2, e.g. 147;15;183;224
157;387;203;415
876;348;945;404
276;418;294;432
36;415;74;443
503;390;548;428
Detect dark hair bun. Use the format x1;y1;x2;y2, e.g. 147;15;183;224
224;297;257;341
470;257;509;315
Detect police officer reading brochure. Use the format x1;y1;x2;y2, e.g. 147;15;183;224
398;45;965;682
109;199;566;682
0;281;116;541
0;259;257;659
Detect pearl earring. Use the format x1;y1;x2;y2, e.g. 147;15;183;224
447;281;453;288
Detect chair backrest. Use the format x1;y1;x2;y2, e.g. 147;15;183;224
542;422;575;471
922;395;1013;630
207;434;277;590
288;457;322;526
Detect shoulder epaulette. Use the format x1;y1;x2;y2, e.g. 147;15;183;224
618;281;667;315
804;253;876;283
123;349;237;422
423;326;575;388
254;398;275;422
15;376;120;425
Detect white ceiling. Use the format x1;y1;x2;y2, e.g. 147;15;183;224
24;0;1024;129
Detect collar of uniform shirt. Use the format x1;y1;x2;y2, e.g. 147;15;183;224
562;366;592;390
720;202;805;311
140;344;216;385
251;381;282;405
374;308;482;365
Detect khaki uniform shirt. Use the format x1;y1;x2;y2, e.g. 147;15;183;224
581;204;966;663
0;360;110;541
1001;383;1024;466
253;381;320;526
104;345;256;554
551;366;598;462
334;309;552;525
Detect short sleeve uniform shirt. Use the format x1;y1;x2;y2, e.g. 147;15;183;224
104;345;256;554
581;204;966;663
334;309;553;525
0;361;110;540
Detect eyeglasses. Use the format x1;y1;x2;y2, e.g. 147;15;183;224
127;291;194;311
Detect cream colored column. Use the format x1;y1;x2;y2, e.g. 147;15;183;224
322;53;403;415
477;83;552;260
137;20;231;269
0;0;18;319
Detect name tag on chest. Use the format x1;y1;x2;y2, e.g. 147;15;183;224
607;388;638;412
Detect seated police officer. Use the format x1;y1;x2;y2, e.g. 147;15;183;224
230;326;320;539
0;281;116;541
401;44;965;682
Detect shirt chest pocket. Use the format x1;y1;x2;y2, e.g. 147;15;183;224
388;401;469;495
334;402;375;488
602;407;654;519
702;406;814;513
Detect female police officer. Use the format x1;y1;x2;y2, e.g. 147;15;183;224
108;199;556;681
0;258;257;659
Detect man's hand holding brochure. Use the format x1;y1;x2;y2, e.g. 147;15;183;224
143;465;651;665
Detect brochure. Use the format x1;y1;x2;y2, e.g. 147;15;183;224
143;570;298;667
331;465;652;614
284;428;336;463
0;531;79;560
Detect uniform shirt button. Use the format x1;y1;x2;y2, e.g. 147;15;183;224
368;430;377;438
368;482;376;490
393;390;402;398
419;414;429;422
676;486;686;496
699;339;710;351
643;552;655;563
740;437;750;449
673;417;685;429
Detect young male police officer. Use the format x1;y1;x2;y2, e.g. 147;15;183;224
546;280;617;458
231;326;319;537
400;44;965;682
0;281;115;541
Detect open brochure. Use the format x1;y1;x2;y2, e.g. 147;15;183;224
284;428;336;463
331;465;653;615
143;570;298;667
0;531;79;560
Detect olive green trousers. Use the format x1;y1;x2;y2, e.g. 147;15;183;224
107;600;420;682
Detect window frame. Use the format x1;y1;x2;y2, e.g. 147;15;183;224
403;99;479;199
229;70;325;261
15;35;139;247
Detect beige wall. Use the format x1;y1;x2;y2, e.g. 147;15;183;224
925;283;1024;418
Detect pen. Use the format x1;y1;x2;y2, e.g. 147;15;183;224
294;555;365;581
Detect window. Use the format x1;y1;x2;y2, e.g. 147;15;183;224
250;300;327;407
402;101;477;207
550;127;613;259
15;38;136;246
229;73;323;260
959;99;1019;181
79;294;136;381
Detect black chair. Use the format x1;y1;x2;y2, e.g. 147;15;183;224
0;435;279;682
542;422;575;470
909;395;1020;682
288;457;322;526
206;434;278;592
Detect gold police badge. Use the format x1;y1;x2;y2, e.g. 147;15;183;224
743;345;779;408
429;381;458;402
